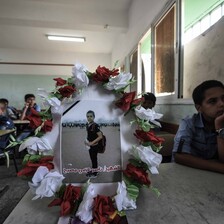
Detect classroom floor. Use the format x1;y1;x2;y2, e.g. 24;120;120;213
0;158;29;224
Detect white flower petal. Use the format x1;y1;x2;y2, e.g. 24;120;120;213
19;137;53;154
135;106;163;124
105;72;132;91
129;145;162;174
29;167;64;200
76;184;96;223
72;63;89;90
115;181;137;211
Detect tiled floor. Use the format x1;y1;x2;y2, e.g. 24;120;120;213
0;158;29;224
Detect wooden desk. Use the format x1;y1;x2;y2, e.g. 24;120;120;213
0;129;15;137
3;163;224;224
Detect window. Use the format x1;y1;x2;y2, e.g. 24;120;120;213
153;3;177;97
133;0;224;102
129;49;138;93
139;30;152;93
183;1;224;44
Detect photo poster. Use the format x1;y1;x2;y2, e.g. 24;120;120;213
61;99;123;184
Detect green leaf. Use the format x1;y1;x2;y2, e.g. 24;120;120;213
129;158;148;170
117;210;126;217
4;151;10;168
39;108;52;120
55;184;66;198
85;71;93;78
22;154;31;165
9;134;16;142
113;60;119;68
34;125;42;136
126;184;140;201
29;155;42;163
81;179;90;197
150;186;161;197
67;77;74;85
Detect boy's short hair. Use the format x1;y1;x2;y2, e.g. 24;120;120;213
192;80;224;105
143;93;156;105
0;98;8;105
24;94;35;101
86;110;95;118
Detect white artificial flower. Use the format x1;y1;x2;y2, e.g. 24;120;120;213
114;181;137;211
72;63;89;90
19;137;53;155
105;72;132;91
76;184;96;223
29;166;64;200
129;145;162;174
37;88;61;111
134;106;163;127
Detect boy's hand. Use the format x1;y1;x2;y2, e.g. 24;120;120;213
24;102;29;108
215;112;224;130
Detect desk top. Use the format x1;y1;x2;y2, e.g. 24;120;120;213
0;129;15;137
13;120;30;124
3;163;224;224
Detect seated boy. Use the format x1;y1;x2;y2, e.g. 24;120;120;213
0;98;18;120
17;94;41;141
20;94;41;120
173;80;224;173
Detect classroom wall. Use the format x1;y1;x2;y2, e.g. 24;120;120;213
0;49;111;75
183;16;224;98
155;104;196;124
0;49;111;109
111;0;169;65
0;74;69;109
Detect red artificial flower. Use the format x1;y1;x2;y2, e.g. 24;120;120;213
25;108;42;129
132;97;143;106
92;66;119;83
123;163;151;186
48;184;82;216
17;156;54;177
134;130;165;146
41;119;53;132
92;195;116;224
58;85;76;98
115;92;136;112
54;77;67;86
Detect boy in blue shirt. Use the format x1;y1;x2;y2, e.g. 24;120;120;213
173;80;224;173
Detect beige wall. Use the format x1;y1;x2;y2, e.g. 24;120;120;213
183;16;224;98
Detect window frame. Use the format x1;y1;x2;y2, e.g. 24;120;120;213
150;0;191;105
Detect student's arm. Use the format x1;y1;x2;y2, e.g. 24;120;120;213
88;131;103;146
215;113;224;162
20;105;29;120
174;153;224;174
7;108;17;120
173;115;224;173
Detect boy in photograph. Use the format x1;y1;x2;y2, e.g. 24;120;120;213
173;80;224;173
85;110;103;178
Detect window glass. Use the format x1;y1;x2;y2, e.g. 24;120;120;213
140;31;152;93
154;4;176;96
